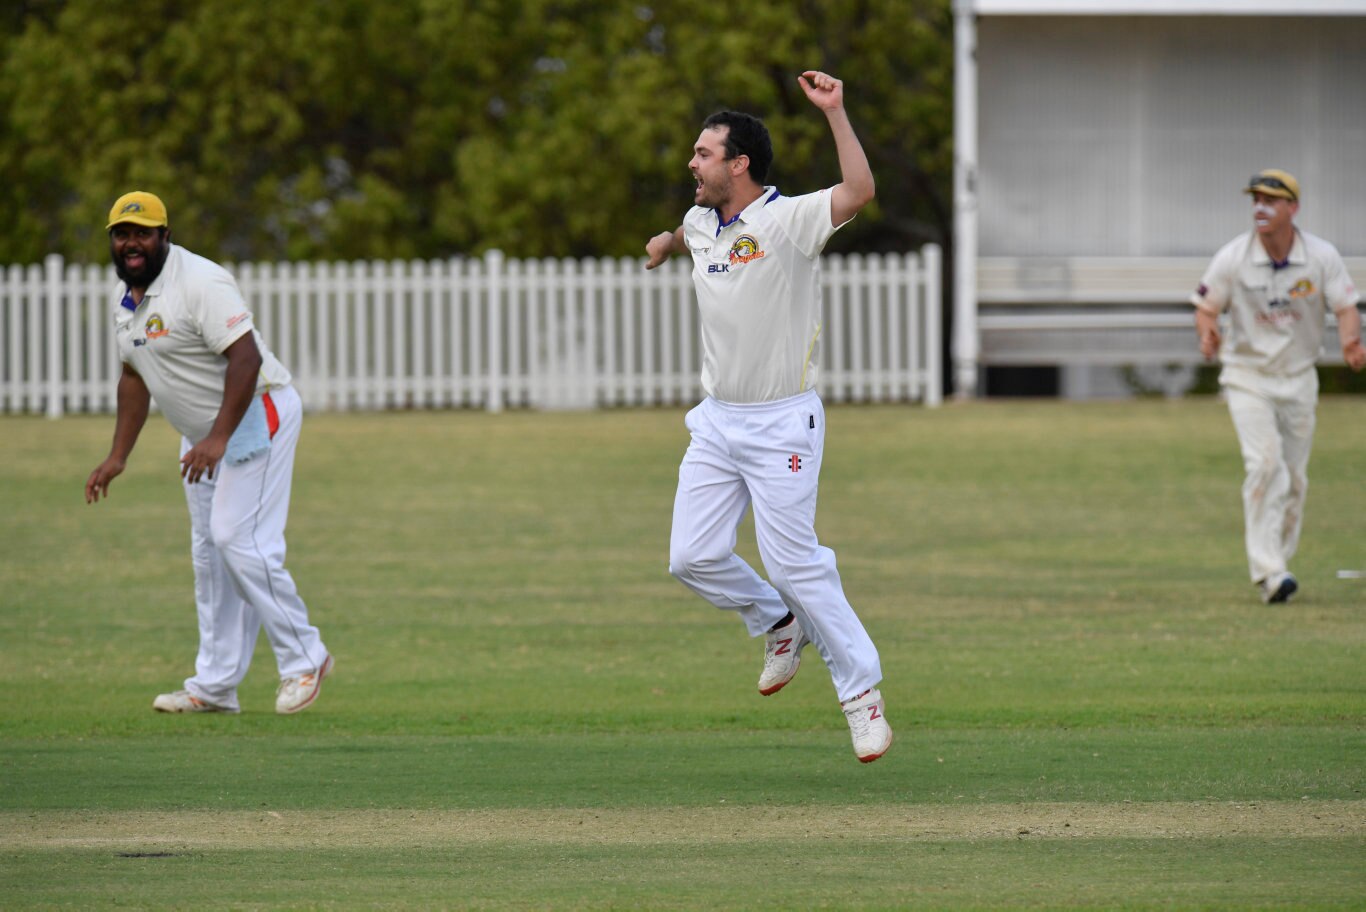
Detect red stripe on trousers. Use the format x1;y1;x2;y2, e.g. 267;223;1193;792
263;391;280;439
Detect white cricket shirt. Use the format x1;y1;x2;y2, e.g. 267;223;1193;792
1192;229;1360;376
683;186;847;403
113;244;292;443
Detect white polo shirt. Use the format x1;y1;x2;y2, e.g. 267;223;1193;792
1192;229;1360;376
683;186;847;404
113;244;291;444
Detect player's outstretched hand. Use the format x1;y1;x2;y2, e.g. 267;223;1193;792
798;71;845;112
645;231;676;270
85;457;125;504
1344;338;1366;371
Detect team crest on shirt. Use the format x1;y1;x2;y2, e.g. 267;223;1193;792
145;313;170;339
728;235;766;266
1288;279;1316;298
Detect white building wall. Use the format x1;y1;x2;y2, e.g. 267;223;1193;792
978;15;1366;258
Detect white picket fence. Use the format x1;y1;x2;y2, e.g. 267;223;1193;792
2;247;942;417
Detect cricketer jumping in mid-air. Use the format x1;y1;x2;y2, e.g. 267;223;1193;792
645;71;892;762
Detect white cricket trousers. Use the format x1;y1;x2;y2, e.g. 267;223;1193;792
179;385;328;710
1222;366;1318;585
668;391;882;702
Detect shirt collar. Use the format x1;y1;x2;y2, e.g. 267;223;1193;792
1251;230;1305;269
714;186;781;237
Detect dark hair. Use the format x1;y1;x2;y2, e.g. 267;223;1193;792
702;111;773;184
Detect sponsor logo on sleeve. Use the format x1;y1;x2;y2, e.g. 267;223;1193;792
226;312;250;329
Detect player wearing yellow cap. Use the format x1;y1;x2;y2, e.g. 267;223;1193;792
1192;170;1365;604
86;191;333;713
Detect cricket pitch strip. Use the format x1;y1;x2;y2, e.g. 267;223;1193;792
4;801;1363;850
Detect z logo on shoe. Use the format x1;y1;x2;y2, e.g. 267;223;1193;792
774;637;794;656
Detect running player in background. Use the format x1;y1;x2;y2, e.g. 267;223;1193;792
644;71;892;762
86;191;333;714
1192;169;1364;604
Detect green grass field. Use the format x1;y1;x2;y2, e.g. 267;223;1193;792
2;399;1364;910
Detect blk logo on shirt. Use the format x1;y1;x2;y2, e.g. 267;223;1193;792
789;455;802;473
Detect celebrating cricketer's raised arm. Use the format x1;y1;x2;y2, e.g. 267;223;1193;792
645;226;686;270
798;71;875;228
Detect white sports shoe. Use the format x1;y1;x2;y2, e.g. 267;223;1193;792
275;654;334;715
758;617;810;695
152;690;239;714
842;688;893;763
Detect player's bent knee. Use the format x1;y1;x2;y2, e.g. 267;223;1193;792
668;549;726;583
668;558;701;583
208;519;258;560
1242;459;1285;494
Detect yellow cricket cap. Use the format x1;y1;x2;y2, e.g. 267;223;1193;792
1242;169;1299;202
106;191;169;230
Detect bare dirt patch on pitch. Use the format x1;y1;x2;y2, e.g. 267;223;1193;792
4;801;1362;851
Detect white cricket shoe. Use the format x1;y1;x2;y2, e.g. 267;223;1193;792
842;688;893;763
758;617;810;695
152;690;239;714
276;654;334;715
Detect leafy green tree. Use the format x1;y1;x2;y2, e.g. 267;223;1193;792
2;0;951;264
436;0;952;256
3;0;435;261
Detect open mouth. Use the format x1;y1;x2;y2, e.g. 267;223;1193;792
124;252;146;270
